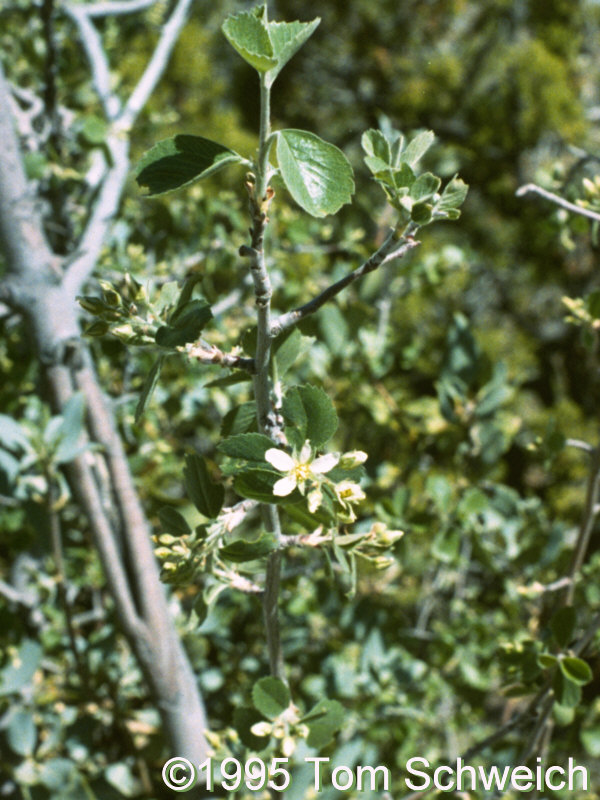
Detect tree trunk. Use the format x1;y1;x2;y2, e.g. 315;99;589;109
0;58;209;769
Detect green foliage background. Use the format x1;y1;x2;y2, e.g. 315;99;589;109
1;0;600;797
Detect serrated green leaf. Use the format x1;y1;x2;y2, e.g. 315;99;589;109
265;17;320;87
136;135;243;196
158;506;191;536
281;384;338;449
392;162;416;192
273;327;303;377
7;710;37;757
361;129;392;163
233;706;270;750
410;172;441;201
174;274;203;313
364;155;394;181
298;384;338;447
234;468;292;504
276;129;354;217
218;432;274;461
282;387;308;444
303;698;345;748
402;130;435;167
155;299;212;347
221;7;278;72
154;281;180;315
220;402;257;437
559;656;593;686
184;454;224;519
206;372;252;389
219;532;277;563
252;677;291;719
437;175;469;215
551;607;577;649
135;356;163;423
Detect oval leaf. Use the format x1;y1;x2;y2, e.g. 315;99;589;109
218;433;274;462
219;532;277;563
158;506;191;536
221;8;278;72
233;706;271;750
265;17;320;87
7;710;37;757
276;129;354;217
551;606;577;649
135;356;163;423
234;468;293;504
559;656;593;686
252;677;290;719
184;454;224;519
136;135;243;196
402;130;435;167
298;384;338;448
303;698;345;749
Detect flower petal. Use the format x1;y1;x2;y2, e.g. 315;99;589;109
273;475;297;496
311;453;340;474
299;441;312;462
307;488;323;513
265;448;295;472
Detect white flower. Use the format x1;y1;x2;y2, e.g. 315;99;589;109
265;441;339;497
335;480;366;504
334;480;366;522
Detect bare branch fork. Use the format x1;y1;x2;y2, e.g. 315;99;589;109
0;0;210;768
270;228;420;336
516;182;600;223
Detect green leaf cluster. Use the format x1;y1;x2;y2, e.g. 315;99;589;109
361;127;467;224
221;4;320;88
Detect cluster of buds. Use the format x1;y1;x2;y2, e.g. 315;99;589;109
351;522;404;569
249;703;307;758
77;274;157;344
153;530;205;585
563;295;600;333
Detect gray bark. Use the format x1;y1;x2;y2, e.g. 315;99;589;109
0;55;208;768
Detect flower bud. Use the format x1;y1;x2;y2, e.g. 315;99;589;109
250;721;273;737
339;450;368;469
78;295;106;314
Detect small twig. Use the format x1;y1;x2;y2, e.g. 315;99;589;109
118;0;194;130
0;579;34;607
516;183;600;223
270;229;419;336
47;480;89;684
64;4;121;119
565;438;594;453
76;0;157;16
518;692;555;764
183;341;255;372
565;441;600;605
573;610;600;656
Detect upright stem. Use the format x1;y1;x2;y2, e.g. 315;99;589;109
244;74;285;680
257;74;272;200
